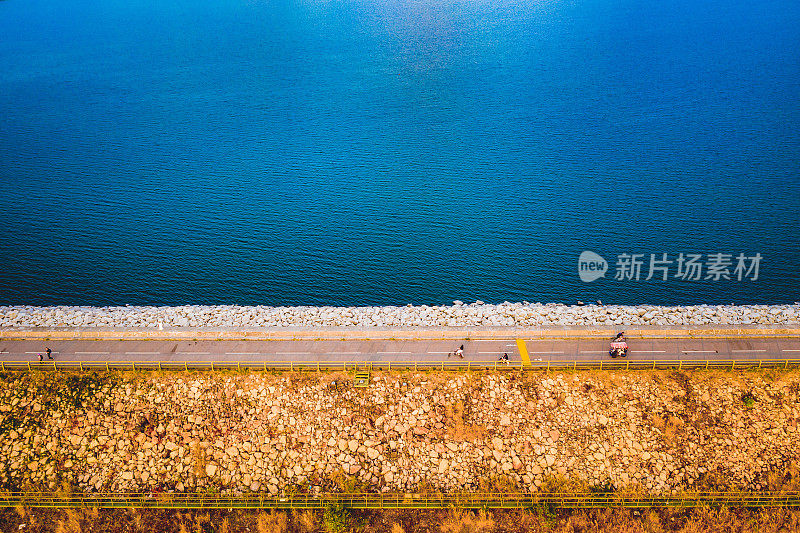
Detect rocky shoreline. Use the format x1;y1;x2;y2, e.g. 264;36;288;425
1;303;799;329
1;370;798;495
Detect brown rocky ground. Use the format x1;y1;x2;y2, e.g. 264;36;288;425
1;369;799;495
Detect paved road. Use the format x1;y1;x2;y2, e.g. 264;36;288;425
1;337;798;363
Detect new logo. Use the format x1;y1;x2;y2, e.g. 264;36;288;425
578;251;608;282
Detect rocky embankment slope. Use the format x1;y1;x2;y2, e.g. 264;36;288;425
1;370;798;495
1;303;799;329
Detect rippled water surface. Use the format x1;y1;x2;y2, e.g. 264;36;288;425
1;0;799;305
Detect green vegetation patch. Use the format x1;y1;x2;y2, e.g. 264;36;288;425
741;391;758;408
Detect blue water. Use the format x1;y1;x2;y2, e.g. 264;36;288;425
1;0;799;306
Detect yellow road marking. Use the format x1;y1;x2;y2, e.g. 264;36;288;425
516;339;531;367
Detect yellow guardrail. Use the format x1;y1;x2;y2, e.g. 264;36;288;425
0;491;798;509
0;359;799;372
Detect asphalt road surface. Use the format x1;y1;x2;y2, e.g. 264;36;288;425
1;337;798;363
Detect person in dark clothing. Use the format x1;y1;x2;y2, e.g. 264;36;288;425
448;344;466;358
46;347;52;360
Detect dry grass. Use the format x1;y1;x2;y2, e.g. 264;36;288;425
4;506;800;532
536;475;592;495
297;510;317;532
53;508;81;533
475;475;519;494
649;412;684;441
765;459;800;492
445;400;486;442
257;510;289;533
191;439;206;477
439;509;495;533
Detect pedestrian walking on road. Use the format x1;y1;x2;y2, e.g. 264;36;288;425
499;352;509;364
448;345;465;358
46;347;53;360
37;353;43;362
